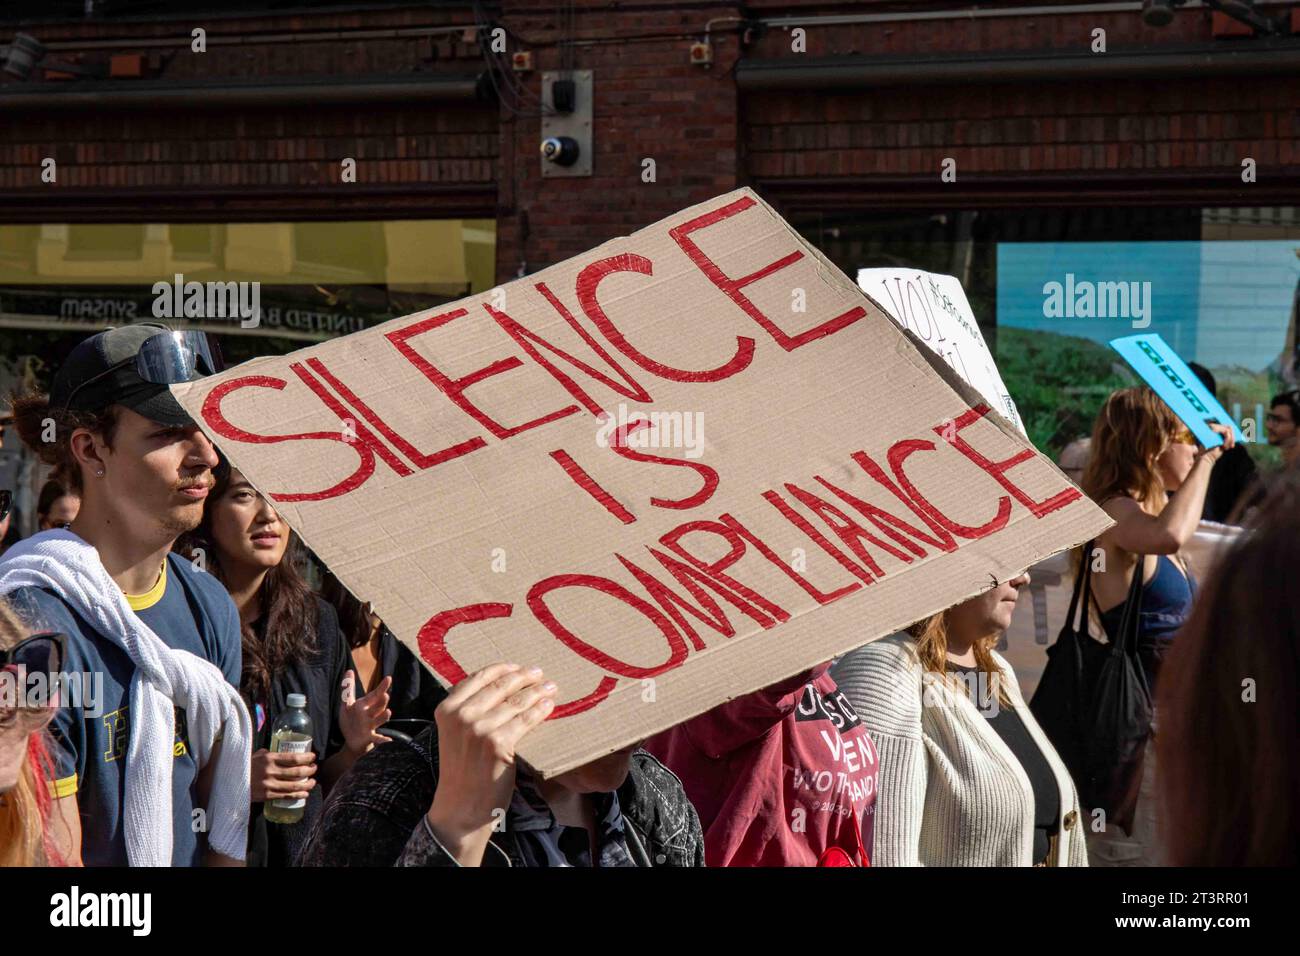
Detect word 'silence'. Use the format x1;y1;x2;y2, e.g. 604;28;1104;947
200;195;863;502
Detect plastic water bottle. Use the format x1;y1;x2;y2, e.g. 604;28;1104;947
264;693;313;825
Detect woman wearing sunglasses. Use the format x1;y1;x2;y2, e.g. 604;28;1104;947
37;480;80;532
1079;386;1233;866
0;601;66;866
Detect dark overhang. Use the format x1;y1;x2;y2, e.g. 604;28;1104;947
0;72;490;111
737;39;1300;91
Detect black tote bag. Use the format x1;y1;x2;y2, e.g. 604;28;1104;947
1081;554;1153;833
1030;542;1103;785
1030;543;1153;832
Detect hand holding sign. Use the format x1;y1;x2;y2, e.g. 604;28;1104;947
1110;334;1245;449
1198;422;1236;462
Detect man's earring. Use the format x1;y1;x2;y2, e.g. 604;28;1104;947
95;469;105;477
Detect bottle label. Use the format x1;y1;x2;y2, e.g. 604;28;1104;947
270;735;312;810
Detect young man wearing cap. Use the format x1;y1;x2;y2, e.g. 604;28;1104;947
0;324;253;866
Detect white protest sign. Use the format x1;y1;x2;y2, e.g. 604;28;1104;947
858;268;1025;435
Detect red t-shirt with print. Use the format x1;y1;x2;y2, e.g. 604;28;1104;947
646;664;877;867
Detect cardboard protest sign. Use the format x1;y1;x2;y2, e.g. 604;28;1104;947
1110;333;1245;448
857;268;1025;435
174;188;1111;776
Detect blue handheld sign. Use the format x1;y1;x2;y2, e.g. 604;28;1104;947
1109;333;1245;448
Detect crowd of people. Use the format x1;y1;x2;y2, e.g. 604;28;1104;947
0;323;1296;868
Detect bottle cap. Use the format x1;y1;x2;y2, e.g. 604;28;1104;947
286;693;307;708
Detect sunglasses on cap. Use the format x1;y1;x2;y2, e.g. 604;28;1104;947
59;328;222;414
0;631;66;729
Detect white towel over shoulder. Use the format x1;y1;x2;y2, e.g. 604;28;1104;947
0;529;250;866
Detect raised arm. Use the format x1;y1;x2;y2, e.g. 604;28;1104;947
1103;427;1233;555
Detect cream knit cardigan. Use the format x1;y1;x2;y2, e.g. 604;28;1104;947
833;632;1088;867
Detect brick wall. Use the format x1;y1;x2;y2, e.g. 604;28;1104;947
0;5;497;220
489;1;744;278
745;76;1299;177
2;1;1299;283
741;2;1300;209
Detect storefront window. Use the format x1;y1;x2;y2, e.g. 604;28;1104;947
793;207;1299;463
0;216;497;539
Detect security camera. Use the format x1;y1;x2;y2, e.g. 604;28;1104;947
1;33;46;79
540;136;580;167
1141;0;1178;26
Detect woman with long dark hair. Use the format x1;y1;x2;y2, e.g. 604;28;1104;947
181;463;392;866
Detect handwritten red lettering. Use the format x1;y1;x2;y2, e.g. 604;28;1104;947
939;404;1083;518
304;356;485;471
526;573;689;678
577;252;756;383
887;438;1010;539
386;309;580;439
200;375;375;503
486;284;654;417
669;194;866;350
550;449;637;525
609;419;720;510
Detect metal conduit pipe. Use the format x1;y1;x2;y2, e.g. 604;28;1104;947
31;24;477;53
0;73;488;110
753;0;1295;28
736;39;1300;90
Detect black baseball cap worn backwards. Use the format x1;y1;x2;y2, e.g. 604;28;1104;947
49;324;223;427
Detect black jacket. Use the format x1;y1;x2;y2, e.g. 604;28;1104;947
247;597;351;867
375;626;445;722
1202;443;1260;523
297;724;705;867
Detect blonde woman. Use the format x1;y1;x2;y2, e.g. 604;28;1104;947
832;575;1087;867
0;599;65;866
